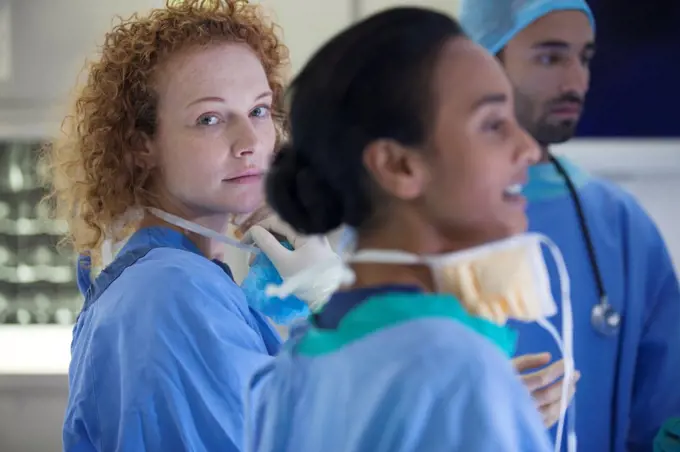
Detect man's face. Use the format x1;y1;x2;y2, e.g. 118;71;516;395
501;11;595;147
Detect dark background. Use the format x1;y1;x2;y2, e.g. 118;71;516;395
578;0;680;137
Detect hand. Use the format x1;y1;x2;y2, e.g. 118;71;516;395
242;214;343;311
232;206;273;239
513;353;581;428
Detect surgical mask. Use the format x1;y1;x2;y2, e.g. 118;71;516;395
267;232;576;452
147;208;311;324
240;240;311;324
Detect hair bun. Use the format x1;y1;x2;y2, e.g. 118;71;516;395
266;145;344;234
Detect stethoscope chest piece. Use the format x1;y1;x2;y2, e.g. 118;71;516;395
591;301;621;337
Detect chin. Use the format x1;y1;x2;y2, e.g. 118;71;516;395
224;197;265;216
500;215;528;238
538;125;577;145
219;184;266;214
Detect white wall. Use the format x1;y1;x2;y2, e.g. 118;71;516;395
0;0;460;139
255;0;353;75
362;0;459;16
256;0;460;75
0;0;163;138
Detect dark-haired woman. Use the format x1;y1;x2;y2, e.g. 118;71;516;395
246;7;551;452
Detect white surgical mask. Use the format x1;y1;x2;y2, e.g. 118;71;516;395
267;232;576;452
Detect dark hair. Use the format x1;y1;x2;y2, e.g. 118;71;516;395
265;7;465;234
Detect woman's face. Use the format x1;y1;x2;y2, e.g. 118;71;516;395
146;43;276;228
422;37;540;245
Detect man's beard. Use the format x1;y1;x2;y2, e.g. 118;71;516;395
514;90;581;146
532;119;578;145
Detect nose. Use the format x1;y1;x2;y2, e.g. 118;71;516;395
560;58;589;96
514;125;541;165
229;115;258;158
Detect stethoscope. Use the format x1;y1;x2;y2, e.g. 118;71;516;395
549;154;621;336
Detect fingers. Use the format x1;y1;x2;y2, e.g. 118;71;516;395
257;216;297;239
232;206;274;238
247;226;291;267
536;371;581;428
533;370;581;407
513;352;552;372
520;359;566;392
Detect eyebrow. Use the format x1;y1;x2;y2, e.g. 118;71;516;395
532;40;596;52
470;93;507;112
186;90;273;108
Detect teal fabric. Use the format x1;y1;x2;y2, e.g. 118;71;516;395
524;156;590;202
297;292;517;357
655;418;680;452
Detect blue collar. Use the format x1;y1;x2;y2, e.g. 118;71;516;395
120;226;233;279
315;285;423;330
121;226;203;256
524;156;590;202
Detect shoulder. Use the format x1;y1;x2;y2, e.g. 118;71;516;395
101;247;251;322
583;177;671;259
401;318;519;388
583;177;656;226
75;247;267;382
375;320;551;450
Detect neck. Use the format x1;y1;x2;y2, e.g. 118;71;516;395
351;214;484;293
139;201;232;260
538;144;551;163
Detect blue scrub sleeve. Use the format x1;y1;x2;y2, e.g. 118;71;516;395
64;271;275;452
628;226;680;451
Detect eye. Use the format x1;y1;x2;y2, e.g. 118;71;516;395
483;119;506;134
250;105;271;119
581;53;594;67
536;53;564;67
196;114;221;126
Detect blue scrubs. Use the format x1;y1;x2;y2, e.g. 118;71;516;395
63;226;282;451
246;286;552;452
517;158;680;452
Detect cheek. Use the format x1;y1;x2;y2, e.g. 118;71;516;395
256;120;277;156
441;158;502;218
518;74;558;106
157;135;220;187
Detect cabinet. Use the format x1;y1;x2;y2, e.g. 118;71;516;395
0;141;79;325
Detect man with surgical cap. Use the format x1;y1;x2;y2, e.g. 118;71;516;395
460;1;680;451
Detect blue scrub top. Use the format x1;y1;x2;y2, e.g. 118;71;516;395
63;226;282;451
518;159;680;452
246;286;552;452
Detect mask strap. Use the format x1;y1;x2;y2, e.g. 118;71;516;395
350;249;422;265
101;238;114;267
335;226;357;255
147;207;260;254
535;234;576;452
264;248;421;300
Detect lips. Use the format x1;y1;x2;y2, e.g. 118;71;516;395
503;182;527;208
549;102;582;118
223;170;264;184
503;183;523;196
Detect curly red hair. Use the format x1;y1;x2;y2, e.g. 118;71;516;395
40;0;289;264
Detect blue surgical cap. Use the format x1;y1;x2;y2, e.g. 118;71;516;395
459;0;595;55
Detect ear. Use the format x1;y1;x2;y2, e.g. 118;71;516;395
131;132;158;170
362;139;429;200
